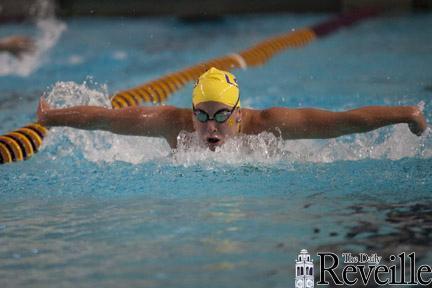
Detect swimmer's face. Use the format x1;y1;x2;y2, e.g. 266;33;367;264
192;101;241;151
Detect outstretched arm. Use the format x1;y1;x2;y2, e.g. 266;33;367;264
36;97;192;145
257;106;427;139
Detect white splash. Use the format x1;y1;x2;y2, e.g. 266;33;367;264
42;81;432;166
172;126;431;167
43;79;170;164
44;78;111;107
0;0;66;76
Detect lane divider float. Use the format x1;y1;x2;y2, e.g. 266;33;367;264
111;27;316;108
0;8;380;164
0;123;47;163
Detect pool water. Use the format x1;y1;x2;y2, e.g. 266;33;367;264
1;10;432;288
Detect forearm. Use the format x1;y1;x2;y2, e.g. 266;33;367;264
271;105;421;139
42;106;112;130
338;106;416;135
38;103;186;139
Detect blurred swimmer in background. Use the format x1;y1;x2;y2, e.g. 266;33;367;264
37;67;427;151
0;35;35;58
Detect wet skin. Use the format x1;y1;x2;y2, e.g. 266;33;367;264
37;97;427;151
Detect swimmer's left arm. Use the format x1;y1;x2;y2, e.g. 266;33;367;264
257;106;427;139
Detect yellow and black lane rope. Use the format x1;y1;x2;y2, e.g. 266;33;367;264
111;28;316;108
0;8;380;164
0;123;47;163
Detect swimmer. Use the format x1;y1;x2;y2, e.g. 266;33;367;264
0;36;35;58
37;67;427;151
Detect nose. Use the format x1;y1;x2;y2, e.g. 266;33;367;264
206;120;218;133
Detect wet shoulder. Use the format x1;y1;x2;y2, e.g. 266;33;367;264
162;107;194;148
175;107;194;132
241;108;266;134
241;107;295;135
157;106;193;129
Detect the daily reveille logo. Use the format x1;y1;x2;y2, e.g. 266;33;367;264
295;250;432;287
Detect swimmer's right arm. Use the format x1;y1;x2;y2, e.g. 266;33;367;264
37;97;192;141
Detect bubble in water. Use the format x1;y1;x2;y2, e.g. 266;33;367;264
67;55;85;65
417;100;425;112
112;51;127;60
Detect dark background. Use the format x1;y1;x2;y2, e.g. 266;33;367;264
0;0;431;22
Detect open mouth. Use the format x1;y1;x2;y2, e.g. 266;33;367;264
206;137;221;144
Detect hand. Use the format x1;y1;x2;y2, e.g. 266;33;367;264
37;97;53;126
408;106;427;136
0;36;35;58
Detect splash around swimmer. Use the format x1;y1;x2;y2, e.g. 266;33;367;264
37;67;427;151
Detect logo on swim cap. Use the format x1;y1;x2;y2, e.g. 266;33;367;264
192;67;240;108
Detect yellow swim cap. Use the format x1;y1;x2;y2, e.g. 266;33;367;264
192;67;240;108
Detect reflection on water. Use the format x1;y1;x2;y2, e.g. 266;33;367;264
313;202;432;287
1;192;430;287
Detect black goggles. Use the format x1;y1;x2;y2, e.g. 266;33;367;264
193;97;240;124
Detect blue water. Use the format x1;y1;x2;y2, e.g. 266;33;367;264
1;13;432;288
